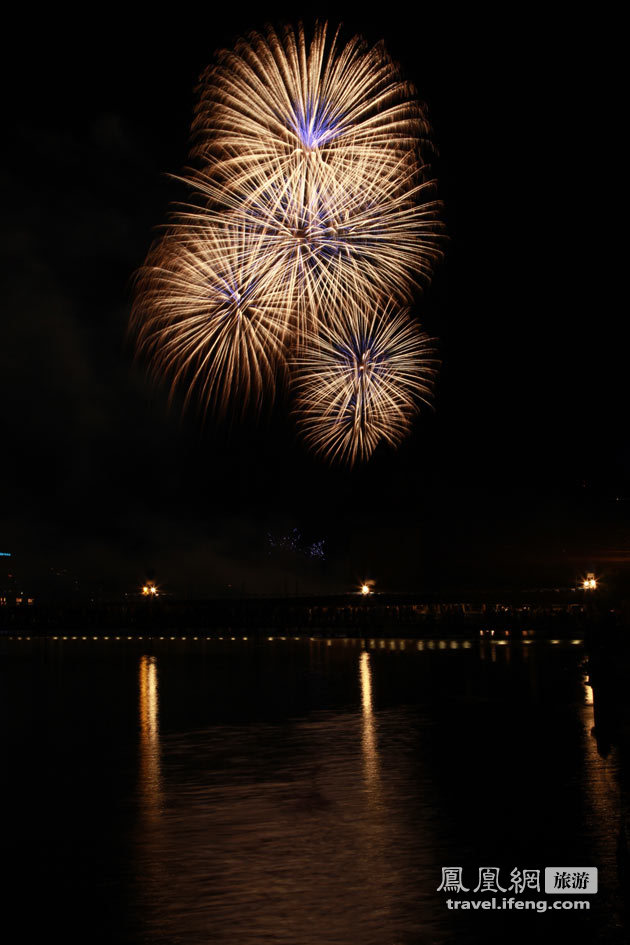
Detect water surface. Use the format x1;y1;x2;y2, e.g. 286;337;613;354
2;636;628;943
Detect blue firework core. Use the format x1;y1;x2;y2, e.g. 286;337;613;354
336;334;386;380
213;277;259;320
292;99;340;148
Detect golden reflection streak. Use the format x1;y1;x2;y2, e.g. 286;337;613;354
359;651;381;797
139;654;163;815
579;678;620;893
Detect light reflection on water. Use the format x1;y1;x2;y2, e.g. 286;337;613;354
131;646;447;945
124;641;628;945
138;654;162;815
2;637;628;944
360;651;381;797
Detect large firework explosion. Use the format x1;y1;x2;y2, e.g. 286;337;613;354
132;21;443;460
183;150;441;343
191;22;432;192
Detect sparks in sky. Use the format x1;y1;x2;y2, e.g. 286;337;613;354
132;21;443;459
292;299;438;466
183;149;442;345
191;22;433;194
132;222;290;415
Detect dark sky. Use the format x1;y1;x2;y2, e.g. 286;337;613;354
1;5;625;597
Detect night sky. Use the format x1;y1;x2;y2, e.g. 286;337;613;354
1;6;624;598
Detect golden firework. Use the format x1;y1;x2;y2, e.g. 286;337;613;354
292;298;438;465
192;22;432;195
181;148;442;343
131;222;290;415
131;21;444;458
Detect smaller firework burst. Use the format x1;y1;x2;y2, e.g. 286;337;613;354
131;222;290;416
292;299;438;465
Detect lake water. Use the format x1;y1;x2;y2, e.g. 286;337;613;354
1;635;628;944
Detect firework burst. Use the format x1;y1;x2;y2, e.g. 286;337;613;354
192;22;432;195
131;223;289;415
181;149;442;342
132;21;444;459
292;299;438;465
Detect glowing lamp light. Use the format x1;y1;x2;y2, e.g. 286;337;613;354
361;583;371;596
582;573;597;591
142;583;159;597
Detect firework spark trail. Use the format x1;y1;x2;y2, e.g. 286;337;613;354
292;299;438;466
132;21;444;460
132;223;290;415
192;22;432;195
180;148;442;343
